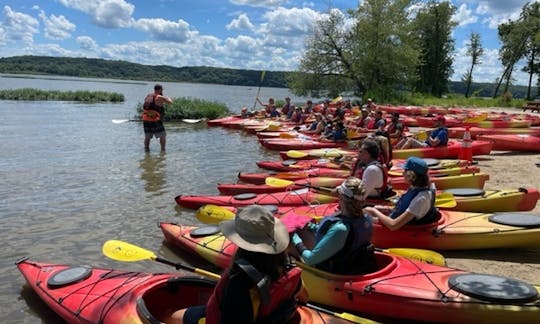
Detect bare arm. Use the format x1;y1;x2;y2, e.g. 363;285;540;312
156;95;173;104
363;206;415;231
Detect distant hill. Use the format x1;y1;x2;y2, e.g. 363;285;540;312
0;55;532;98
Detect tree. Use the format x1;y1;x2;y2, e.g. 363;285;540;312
289;0;420;100
462;32;483;98
493;2;540;99
412;0;456;97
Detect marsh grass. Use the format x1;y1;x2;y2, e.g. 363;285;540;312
136;97;230;121
0;88;124;102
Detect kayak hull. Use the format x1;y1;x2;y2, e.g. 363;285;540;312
16;258;343;324
159;223;540;323
392;140;493;159
476;134;540;152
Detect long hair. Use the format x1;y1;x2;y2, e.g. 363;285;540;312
338;177;366;216
233;248;290;281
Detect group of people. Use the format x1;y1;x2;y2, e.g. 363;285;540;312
166;155;438;323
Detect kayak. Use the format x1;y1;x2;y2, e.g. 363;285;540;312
219;173;489;195
259;138;349;151
238;165;481;185
175;188;337;210
159;222;540;323
391;140;493;159
16;258;347;324
190;206;540;250
444;187;540;212
448;126;540;139
206;115;241;126
476;134;540;152
280;140;493;160
460;119;532;128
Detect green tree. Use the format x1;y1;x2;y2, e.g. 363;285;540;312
412;0;456;97
462;32;484;98
289;0;420;101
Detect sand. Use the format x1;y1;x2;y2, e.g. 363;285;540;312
436;107;540;283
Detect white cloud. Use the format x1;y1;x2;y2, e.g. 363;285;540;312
1;6;39;44
261;6;320;37
468;0;531;29
76;35;98;50
57;0;134;28
226;13;254;31
133;18;193;42
452;3;477;27
230;0;286;8
39;11;76;40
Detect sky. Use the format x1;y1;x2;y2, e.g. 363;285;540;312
0;0;537;86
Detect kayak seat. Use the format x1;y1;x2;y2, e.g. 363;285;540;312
137;277;216;323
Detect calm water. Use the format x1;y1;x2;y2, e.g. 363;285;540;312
0;75;309;323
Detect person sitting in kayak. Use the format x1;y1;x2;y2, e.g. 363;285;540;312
303;113;326;135
386;112;405;144
291;177;377;275
167;205;307;324
395;115;448;149
364;157;440;230
320;121;347;142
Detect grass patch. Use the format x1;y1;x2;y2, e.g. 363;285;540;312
0;88;124;102
386;92;526;110
136;97;230;121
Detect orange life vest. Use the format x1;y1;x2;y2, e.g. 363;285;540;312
142;94;161;122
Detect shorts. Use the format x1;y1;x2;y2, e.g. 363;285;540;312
183;305;206;324
143;121;166;139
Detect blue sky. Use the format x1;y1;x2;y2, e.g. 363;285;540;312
0;0;536;86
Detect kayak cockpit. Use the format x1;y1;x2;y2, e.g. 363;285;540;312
137;277;216;323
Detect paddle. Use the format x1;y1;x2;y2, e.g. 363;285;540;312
463;113;488;123
196;204;235;224
252;71;266;110
112;119;139;124
192;205;447;267
102;240;372;324
330;96;343;104
265;177;336;192
265;177;456;208
102;240;220;279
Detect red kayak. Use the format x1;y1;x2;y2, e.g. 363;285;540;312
16;258;346;324
238;165;481;185
448;126;540;139
256;158;343;171
175;188;337;210
391;139;493;159
259;138;349;151
159;223;540;323
476;134;540;152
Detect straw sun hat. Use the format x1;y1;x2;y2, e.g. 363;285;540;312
220;205;289;254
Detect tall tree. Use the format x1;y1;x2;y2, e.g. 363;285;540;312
412;0;456;97
493;2;540;99
462;32;484;98
289;0;419;100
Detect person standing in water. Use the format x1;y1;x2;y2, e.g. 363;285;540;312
142;84;173;152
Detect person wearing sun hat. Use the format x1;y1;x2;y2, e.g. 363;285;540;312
395;114;448;149
364;157;440;230
168;205;307;324
291;177;377;275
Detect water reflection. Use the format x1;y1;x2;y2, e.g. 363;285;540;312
139;152;166;193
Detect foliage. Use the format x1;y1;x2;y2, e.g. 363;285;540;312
393;92;525;109
412;0;457;97
290;0;419;101
0;55;288;88
136;97;230;121
0;88;124;102
462;32;484;98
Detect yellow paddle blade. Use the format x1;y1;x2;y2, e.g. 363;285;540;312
265;177;295;187
347;128;360;140
279;132;297;138
286;150;309;158
196;205;235;224
463;112;488;123
305;303;380;324
388;170;403;177
331;95;342;104
415;130;429;141
102;240;156;262
384;248;446;266
435;192;457;208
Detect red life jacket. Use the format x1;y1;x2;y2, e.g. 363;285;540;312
142;94;161;122
205;263;302;324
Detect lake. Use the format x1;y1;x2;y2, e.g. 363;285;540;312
0;75;309;323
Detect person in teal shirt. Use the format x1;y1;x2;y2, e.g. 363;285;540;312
291;177;377;275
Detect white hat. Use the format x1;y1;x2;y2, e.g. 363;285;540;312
220;205;289;254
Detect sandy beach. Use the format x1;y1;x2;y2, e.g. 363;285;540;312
437;107;540;283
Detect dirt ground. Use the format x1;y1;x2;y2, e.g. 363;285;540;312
436;107;540;283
